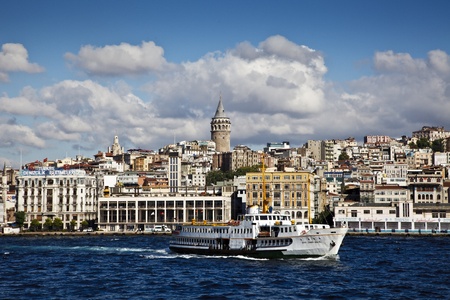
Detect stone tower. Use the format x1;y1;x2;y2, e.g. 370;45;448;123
210;96;231;153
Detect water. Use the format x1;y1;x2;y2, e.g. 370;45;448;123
1;234;449;299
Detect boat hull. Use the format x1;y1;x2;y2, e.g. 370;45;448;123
169;227;347;259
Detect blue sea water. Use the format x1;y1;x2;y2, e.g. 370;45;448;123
0;234;449;299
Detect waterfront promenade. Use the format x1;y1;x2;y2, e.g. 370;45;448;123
0;231;172;237
2;229;450;237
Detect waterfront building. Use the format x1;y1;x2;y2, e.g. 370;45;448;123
97;190;232;232
16;167;100;230
245;168;319;223
334;200;450;233
0;165;10;224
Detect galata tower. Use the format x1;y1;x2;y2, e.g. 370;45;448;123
210;96;231;152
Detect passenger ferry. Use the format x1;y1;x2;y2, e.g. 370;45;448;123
169;205;348;258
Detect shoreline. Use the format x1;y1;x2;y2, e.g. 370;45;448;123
0;231;172;237
2;231;450;238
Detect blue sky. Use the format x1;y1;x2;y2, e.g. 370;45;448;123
1;0;450;168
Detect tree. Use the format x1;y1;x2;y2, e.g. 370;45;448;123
312;206;334;226
416;138;430;149
338;151;350;161
14;211;26;230
206;165;262;185
43;218;53;231
81;220;89;230
30;219;41;232
431;139;445;152
70;219;77;232
53;218;63;231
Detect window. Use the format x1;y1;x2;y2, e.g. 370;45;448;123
363;210;370;214
376;210;383;214
351;210;357;217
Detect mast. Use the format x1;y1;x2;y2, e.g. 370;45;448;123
261;154;271;213
307;174;312;224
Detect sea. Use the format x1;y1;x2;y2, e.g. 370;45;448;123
1;234;449;300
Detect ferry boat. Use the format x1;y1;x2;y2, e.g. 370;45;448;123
169;205;348;258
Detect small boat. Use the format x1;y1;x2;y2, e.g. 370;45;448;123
169;205;347;258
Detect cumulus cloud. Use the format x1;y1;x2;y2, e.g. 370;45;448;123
65;41;171;76
0;79;209;156
0;43;44;82
0;120;46;149
3;36;450;165
146;35;326;121
323;49;450;139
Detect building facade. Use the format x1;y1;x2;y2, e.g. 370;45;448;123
16;167;100;230
245;168;319;223
97;194;231;232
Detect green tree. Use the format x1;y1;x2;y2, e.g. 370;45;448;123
14;211;26;230
70;219;77;232
81;220;89;230
416;138;430;149
338;151;350;161
312;206;333;225
409;141;418;149
30;219;42;232
43;218;53;231
53;218;63;231
206;165;262;185
431;139;445;152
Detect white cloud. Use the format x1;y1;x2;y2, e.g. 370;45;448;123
65;41;171;76
325;50;450;139
427;50;450;75
3;37;450;164
0;43;44;82
146;35;327;121
0;122;46;148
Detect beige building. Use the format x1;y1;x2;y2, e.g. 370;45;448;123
245;168;322;223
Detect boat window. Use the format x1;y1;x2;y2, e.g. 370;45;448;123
260;216;268;220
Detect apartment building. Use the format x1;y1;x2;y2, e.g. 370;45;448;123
245;168;320;223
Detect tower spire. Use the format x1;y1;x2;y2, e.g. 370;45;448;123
214;94;226;118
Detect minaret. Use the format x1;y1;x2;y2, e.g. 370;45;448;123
210;96;231;152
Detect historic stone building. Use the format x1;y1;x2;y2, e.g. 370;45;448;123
210;96;231;153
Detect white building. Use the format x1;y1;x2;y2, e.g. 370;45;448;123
16;167;100;230
97;194;231;232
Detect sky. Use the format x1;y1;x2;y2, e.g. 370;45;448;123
1;0;450;168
